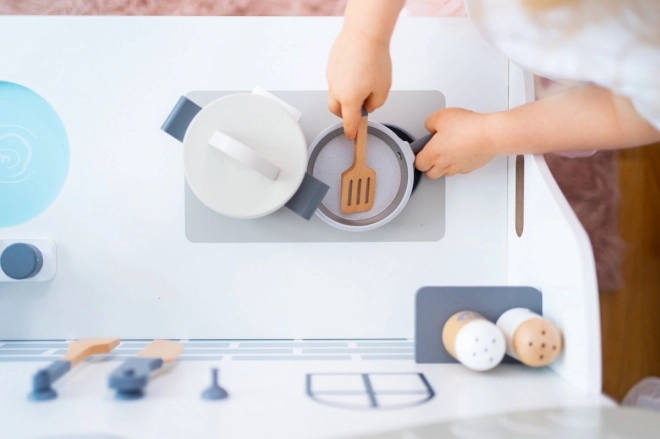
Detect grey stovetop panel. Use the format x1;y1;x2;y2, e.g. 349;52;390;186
184;90;445;243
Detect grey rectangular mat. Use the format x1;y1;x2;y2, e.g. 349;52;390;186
415;286;542;364
184;90;446;243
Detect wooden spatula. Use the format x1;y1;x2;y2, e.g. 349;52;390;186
30;338;120;401
341;108;376;214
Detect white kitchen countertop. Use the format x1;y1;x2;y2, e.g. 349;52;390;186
0;340;611;439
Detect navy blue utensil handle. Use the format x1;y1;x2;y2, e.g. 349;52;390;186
109;357;163;394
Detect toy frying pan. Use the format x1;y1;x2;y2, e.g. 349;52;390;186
308;122;432;232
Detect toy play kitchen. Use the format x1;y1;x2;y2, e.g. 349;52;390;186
0;15;619;439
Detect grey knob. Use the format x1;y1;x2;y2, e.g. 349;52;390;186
0;243;43;280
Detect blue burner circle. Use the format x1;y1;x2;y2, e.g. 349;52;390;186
0;82;69;227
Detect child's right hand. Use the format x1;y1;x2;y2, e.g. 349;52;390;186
327;29;392;141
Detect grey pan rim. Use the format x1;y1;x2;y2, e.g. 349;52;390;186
307;121;415;232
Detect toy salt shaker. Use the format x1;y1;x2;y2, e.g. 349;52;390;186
442;311;506;371
496;308;562;367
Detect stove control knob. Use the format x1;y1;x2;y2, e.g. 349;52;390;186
0;243;44;280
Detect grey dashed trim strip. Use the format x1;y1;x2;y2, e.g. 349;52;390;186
0;340;415;362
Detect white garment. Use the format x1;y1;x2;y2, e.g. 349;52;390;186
464;0;660;131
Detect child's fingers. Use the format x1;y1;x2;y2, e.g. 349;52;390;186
364;90;388;114
424;110;444;133
328;96;342;118
424;165;447;180
341;101;364;141
414;141;436;173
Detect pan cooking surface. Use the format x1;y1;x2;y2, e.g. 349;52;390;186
312;133;402;221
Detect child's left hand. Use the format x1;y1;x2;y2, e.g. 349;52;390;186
415;108;496;178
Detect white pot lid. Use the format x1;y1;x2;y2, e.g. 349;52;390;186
183;93;307;219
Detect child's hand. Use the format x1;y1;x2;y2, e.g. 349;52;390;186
327;29;392;140
415;108;495;178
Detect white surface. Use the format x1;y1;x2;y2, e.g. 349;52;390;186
496;307;539;359
454;320;506;371
184;93;306;219
0;358;611;439
506;63;602;393
0;17;510;339
0;239;56;282
208;130;281;181
252;86;303;122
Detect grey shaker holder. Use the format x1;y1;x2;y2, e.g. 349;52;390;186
162;96;329;220
415;286;543;364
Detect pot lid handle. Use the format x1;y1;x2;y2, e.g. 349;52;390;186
208;130;281;181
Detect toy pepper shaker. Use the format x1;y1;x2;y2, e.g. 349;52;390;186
496;308;562;367
442;311;506;371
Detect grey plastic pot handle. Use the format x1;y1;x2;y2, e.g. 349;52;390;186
410;133;434;155
285;173;330;220
161;96;202;142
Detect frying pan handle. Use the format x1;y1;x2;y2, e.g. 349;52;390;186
208;130;281;181
410;133;434;155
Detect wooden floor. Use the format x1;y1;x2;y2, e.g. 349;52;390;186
600;142;660;401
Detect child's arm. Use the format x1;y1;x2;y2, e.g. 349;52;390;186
415;85;660;178
491;85;660;156
327;0;405;140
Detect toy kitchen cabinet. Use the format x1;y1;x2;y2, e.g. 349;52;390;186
0;17;609;439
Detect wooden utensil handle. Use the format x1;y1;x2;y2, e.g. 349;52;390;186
353;114;369;165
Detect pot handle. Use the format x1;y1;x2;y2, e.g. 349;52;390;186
162;90;302;143
208;130;280;181
410;133;434;155
161;96;202;142
285;173;330;220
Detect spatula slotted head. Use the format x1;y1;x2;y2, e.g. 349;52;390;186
340;113;376;214
341;166;376;214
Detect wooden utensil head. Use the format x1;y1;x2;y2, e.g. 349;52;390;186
137;339;184;363
63;338;121;367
